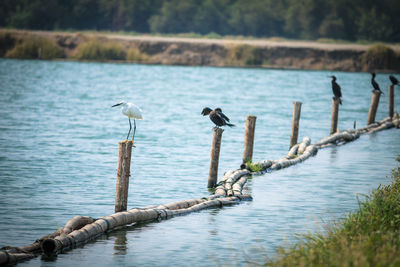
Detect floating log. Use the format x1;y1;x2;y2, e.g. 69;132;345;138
208;127;224;188
243;115;257;163
115;140;133;212
297;137;311;155
40;194;252;256
290;101;302;149
367;90;382;125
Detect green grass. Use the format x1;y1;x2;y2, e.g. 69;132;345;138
5;35;64;59
245;160;265;172
75;38;126;61
265;156;400;266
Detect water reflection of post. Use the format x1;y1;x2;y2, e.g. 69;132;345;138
113;230;128;255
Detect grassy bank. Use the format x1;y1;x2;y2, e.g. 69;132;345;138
265;156;400;266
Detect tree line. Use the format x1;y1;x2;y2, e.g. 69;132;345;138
1;0;399;42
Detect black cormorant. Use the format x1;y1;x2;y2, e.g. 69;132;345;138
201;107;235;128
329;76;342;105
389;75;399;86
371;72;383;94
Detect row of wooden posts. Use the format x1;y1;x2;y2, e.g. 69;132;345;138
114;85;396;213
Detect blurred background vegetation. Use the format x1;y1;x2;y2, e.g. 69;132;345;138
0;0;399;43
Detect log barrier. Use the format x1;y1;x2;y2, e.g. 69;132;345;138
243;115;257;163
115;141;133;213
290;102;302;149
330;98;340;134
389;85;394;119
1;106;399;265
367;90;382;125
208;127;224;188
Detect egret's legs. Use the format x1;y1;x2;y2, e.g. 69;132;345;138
132;119;136;141
127;117;132;140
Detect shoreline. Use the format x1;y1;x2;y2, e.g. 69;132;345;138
1;29;400;72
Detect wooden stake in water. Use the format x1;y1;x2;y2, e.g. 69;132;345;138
115;140;133;212
208;127;224;188
367;90;382;125
389;85;394;119
289;102;302;148
243;115;257;163
330;98;340;135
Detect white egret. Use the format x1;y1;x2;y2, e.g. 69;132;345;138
112;101;143;141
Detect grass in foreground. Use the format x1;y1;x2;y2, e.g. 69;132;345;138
265;156;400;266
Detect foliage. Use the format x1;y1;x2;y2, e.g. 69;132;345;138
245;160;264;172
364;44;400;70
0;0;399;42
126;47;148;62
265;157;400;266
0;31;16;56
5;35;64;59
75;38;126;61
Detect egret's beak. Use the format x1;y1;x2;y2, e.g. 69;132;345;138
112;103;122;108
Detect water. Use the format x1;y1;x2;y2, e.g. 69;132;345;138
0;58;399;266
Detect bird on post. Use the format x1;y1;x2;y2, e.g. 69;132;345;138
389;75;399;86
371;72;383;94
112;101;143;142
201;107;235;128
329;75;342;105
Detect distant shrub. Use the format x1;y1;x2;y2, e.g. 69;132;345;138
0;31;16;57
364;43;399;70
5;35;64;59
75;39;126;61
225;44;263;66
126;47;149;62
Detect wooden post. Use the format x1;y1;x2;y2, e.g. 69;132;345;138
242;115;257;163
289;102;302;149
367;90;382;125
115;140;133;213
389;85;394;119
208;127;224;188
330;98;340;135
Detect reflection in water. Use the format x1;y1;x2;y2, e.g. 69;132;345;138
329;146;338;163
112;230;128;255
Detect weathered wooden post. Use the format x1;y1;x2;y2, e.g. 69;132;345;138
208;127;224;188
367;90;382;125
243;115;257;163
289;102;302;148
389;85;394;119
330;98;340;135
115;140;133;212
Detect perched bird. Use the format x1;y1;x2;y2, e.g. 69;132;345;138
112;101;143;141
201;107;235;128
389;75;399;86
371;72;383;94
329;76;342;105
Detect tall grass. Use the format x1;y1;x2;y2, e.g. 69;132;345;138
5;35;64;59
265;157;400;266
126;47;149;62
75;39;126;61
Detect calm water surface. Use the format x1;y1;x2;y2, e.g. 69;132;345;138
0;59;399;266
